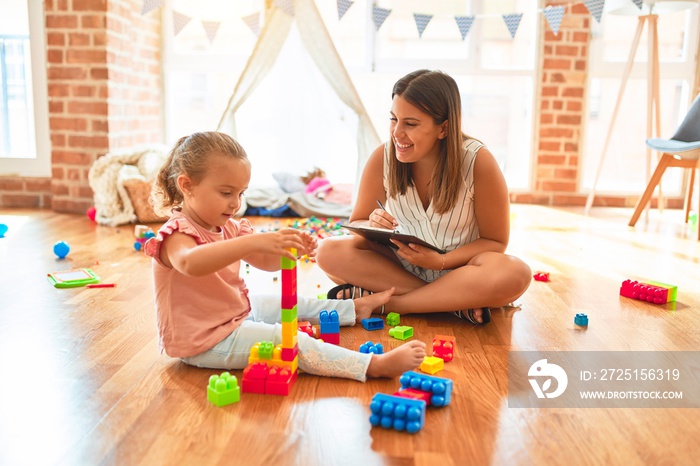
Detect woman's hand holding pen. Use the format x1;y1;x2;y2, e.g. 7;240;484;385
372;200;399;230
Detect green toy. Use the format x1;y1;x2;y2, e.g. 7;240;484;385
207;372;240;407
47;268;100;288
389;325;414;340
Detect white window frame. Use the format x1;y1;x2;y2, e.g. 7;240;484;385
0;0;51;177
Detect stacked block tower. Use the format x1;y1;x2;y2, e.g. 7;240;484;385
240;248;299;396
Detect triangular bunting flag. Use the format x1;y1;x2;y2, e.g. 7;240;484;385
454;15;474;41
173;11;192;36
584;0;606;23
274;0;295;17
141;0;162;15
337;0;354;21
202;20;221;44
502;13;523;39
372;7;391;32
543;5;566;36
632;0;644;9
413;14;433;39
241;12;260;37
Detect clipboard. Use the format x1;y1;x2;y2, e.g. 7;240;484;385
341;225;446;254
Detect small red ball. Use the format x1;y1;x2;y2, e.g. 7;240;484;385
87;206;97;222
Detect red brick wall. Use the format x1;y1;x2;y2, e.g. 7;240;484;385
0;0;162;213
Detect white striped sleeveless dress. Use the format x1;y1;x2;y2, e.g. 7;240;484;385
382;137;483;282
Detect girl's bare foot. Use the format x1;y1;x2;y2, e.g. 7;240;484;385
366;340;426;378
354;287;395;323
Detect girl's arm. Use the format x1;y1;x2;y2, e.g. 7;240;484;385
162;229;304;276
391;147;510;270
349;145;396;230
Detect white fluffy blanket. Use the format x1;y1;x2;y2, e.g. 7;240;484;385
88;145;169;226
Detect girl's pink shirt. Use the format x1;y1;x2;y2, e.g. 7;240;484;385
144;211;254;358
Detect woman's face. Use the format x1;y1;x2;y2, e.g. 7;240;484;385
390;95;446;164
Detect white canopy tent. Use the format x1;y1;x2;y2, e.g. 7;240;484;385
216;0;380;188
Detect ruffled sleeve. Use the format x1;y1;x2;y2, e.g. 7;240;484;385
144;215;207;261
236;217;254;236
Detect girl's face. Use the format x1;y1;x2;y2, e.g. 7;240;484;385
390;95;447;165
180;153;250;232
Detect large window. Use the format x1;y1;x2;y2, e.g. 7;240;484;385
583;7;699;195
0;0;50;177
164;0;538;189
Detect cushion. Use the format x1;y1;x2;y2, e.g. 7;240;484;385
272;171;306;193
122;179;169;223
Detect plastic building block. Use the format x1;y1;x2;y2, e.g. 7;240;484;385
574;313;588;326
207;372;240;406
280;249;297;270
359;341;384;354
369;393;426;434
266;366;297;396
281;344;298;362
419;356;444;375
298;321;317;338
318;332;340;345
533;271;550;282
431;334;456;362
258;341;274;359
281;306;298;323
389;326;413;340
394;388;432;404
385;312;400;326
319;310;340;334
399;371;453;407
242;363;269;394
620;279;677;304
361;317;384;331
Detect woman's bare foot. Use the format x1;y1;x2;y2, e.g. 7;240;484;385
366;340;426;378
354;287;395;323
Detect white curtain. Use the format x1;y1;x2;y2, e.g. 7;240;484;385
216;0;380;190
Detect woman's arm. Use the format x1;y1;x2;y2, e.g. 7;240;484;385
349;144;396;229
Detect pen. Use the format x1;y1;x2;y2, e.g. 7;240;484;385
86;283;116;288
376;200;400;231
376;200;387;211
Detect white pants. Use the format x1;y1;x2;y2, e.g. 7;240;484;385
181;295;372;382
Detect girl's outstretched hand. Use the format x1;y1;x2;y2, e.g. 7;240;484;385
298;230;318;258
250;229;304;260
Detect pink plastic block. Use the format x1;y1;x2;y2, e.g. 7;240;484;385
281;344;298;362
431;335;456;362
282;268;297;297
620;279;674;304
266;366;297;396
394;388;432;404
242;362;269;394
319;332;340;345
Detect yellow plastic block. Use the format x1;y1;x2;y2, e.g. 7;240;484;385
281;332;298;349
271;355;298;374
420;356;444;375
281;317;298;341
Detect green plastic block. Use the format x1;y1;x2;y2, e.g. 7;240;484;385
281;306;298;323
280;255;296;270
389;325;414;340
386;312;400;326
258;341;274;359
207;372;240;406
645;280;678;302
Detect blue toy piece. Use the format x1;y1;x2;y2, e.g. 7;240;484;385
359;341;384;354
399;371;453;407
0;223;8;237
53;241;70;259
361;317;384;331
574;313;589;326
134;241;142;251
319;309;340;334
369;393;425;434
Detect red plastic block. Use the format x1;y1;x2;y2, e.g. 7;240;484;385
394;388;432;404
431;334;456;362
298;321;317;338
533;272;550;282
319;332;340;345
266;366;297;396
620;279;676;304
281;343;298;362
242;362;269;394
282;268;297;298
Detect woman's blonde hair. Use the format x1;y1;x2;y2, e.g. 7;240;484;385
151;131;248;215
387;69;469;214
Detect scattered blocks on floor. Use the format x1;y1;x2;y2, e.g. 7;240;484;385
389;325;413;340
574;313;588;327
399;371;453;407
620;279;677;304
361;317;384;331
359;341;384;354
207;372;240;406
385;312;400;326
431;334;456;362
369;393;426;434
419;356;444;375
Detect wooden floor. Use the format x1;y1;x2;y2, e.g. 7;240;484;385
1;205;699;466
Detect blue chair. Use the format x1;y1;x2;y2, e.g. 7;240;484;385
629;93;700;239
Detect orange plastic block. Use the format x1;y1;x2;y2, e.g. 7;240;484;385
432;334;456;362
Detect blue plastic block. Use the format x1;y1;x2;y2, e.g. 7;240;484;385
369;393;425;434
361;317;384;331
319;309;340;334
574;313;588;326
398;371;453;407
359;341;384;354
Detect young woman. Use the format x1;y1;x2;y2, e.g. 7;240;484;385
316;70;531;325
